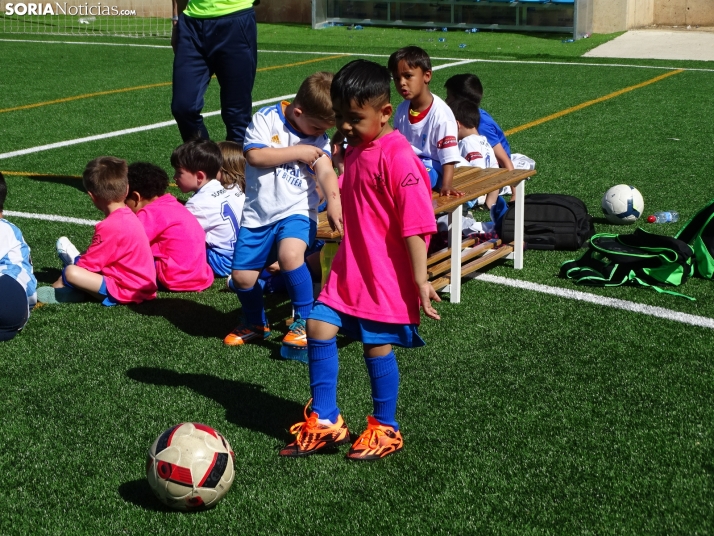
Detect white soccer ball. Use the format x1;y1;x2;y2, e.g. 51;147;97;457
601;184;644;224
146;423;235;511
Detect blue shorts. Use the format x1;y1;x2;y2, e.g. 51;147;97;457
62;268;118;307
420;156;443;190
309;302;425;348
207;246;233;277
232;215;316;271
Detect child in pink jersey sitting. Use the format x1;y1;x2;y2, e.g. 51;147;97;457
279;60;441;461
126;162;214;292
40;157;157;305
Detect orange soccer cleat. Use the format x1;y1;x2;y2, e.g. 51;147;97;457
346;416;403;461
279;399;350;457
223;323;271;346
281;315;307;348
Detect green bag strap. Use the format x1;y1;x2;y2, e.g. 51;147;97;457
630;275;696;301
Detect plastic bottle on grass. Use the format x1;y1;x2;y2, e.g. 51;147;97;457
653;211;679;223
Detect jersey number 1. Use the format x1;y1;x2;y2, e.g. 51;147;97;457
221;201;239;249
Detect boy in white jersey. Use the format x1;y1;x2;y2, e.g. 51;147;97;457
171;139;246;278
388;46;463;198
223;72;343;353
0;172;37;342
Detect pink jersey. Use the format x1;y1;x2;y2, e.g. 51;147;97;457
76;206;157;303
137;194;214;292
318;130;436;325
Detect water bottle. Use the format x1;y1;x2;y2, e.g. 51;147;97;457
320;242;339;287
654;211;679;223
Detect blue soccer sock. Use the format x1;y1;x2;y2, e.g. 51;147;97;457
283;263;314;320
235;284;267;327
365;351;400;430
308;337;339;423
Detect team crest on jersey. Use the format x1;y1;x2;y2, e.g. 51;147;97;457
465;151;483;162
401;174;420;187
437;136;457;149
271;134;281;145
421;134;427;148
372;173;385;193
90;234;103;246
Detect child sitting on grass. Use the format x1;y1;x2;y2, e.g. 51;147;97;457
279;60;440;461
223;71;342;355
126;162;214;292
0;172;37;342
39;157;157;305
172;139;245;278
388;45;463;198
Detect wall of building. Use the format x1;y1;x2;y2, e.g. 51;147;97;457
654;0;714;26
255;0;311;24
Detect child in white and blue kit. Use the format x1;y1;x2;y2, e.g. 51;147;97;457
223;72;342;353
0;172;37;342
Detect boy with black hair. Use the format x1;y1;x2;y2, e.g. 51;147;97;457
449;98;498;172
126;162;214;292
171;138;245;278
223;72;342;354
445;73;516;206
0;172;37;341
279;59;440;461
388;45;463;198
41;157;157;305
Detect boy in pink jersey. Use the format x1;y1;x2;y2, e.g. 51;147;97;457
280;60;440;461
126;162;214;292
42;157;157;305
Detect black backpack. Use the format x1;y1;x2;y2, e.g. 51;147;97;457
675;199;714;279
560;228;695;300
500;194;594;250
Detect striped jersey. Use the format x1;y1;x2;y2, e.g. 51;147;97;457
0;218;37;309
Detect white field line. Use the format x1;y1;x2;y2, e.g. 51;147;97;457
471;272;714;330
5;205;714;329
0;58;473;161
0;93;297;160
4;210;98;226
2;38;714;72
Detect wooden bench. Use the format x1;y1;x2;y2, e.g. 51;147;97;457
317;165;536;303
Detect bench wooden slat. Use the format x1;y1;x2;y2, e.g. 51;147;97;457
430;244;514;291
433;170;535;214
427;237;477;266
427;239;501;278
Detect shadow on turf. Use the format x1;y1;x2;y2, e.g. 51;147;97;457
33;267;62;284
28;174;87;192
127;367;304;441
118;479;179;512
128;297;237;339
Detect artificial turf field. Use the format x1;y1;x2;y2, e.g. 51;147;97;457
1;23;714;534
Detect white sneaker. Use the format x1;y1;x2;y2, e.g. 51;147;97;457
56;237;80;267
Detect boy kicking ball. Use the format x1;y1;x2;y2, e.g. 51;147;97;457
280;60;440;461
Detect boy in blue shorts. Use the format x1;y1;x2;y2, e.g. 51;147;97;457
388;46;464;198
223;72;343;352
0;172;37;341
279;60;440;461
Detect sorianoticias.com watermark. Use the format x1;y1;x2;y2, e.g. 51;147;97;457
4;3;136;15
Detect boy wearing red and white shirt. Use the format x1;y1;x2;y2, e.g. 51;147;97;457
279;60;441;462
389;46;463;198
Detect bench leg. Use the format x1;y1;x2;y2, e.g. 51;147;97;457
514;179;525;270
450;204;463;303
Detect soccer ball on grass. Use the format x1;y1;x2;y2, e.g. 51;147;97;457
601;184;644;224
146;422;235;511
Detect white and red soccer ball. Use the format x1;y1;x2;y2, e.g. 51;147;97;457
601;184;644;224
146;423;234;511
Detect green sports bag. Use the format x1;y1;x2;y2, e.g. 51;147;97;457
675;199;714;279
560;228;695;300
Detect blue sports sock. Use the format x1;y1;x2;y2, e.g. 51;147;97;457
235;284;266;327
283;263;314;320
308;337;339;423
365;351;400;430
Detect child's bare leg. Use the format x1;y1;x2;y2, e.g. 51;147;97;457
485;189;499;209
56;265;104;301
231;268;260;290
277;238;307;272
